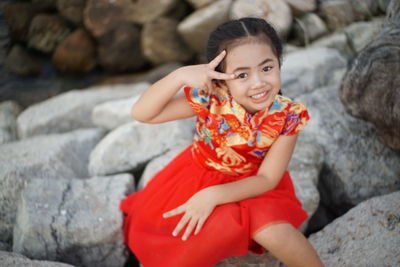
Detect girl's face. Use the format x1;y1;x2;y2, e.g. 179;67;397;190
223;42;281;114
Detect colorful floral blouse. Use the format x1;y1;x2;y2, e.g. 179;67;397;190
184;85;310;176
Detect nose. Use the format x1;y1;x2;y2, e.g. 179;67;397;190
250;73;266;90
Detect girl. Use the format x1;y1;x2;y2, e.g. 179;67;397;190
120;17;324;267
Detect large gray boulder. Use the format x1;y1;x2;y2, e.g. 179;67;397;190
0;101;21;145
298;85;400;215
281;47;347;98
89;118;195;176
309;191;400;266
13;174;134;267
17;82;149;138
0;251;75;267
0;128;105;247
217;252;280;266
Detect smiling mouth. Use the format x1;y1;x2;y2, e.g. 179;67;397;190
250;91;268;99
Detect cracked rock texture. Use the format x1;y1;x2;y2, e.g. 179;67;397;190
0;128;105;246
13;174;134;267
309;191;400;266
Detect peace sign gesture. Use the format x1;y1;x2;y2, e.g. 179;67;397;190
177;50;235;93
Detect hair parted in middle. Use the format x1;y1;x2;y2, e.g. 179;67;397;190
206;17;283;72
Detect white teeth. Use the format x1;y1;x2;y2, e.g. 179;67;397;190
251;92;267;99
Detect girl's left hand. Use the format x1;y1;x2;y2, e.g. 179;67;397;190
163;188;218;241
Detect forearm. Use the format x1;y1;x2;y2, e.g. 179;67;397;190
132;69;184;122
206;175;280;205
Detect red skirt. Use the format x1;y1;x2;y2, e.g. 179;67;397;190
120;145;308;267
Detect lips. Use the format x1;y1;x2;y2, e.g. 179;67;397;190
250;90;270;103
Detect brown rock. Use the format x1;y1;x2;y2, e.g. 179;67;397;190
230;0;292;38
284;0;316;16
178;0;232;54
292;13;328;46
27;14;71;53
319;1;355;31
340;24;400;150
31;0;58;10
57;0;86;26
186;0;215;9
52;29;97;73
142;17;193;65
98;22;146;73
3;3;38;42
128;0;178;24
5;45;42;76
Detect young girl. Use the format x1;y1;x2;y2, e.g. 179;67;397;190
120;17;324;267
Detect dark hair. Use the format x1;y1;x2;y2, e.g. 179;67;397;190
206;17;283;72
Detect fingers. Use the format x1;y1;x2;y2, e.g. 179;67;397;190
163;205;184;218
172;214;190;237
208;50;227;69
194;217;206;235
210;71;235;81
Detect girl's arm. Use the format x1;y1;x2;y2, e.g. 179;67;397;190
132;50;235;124
164;134;298;240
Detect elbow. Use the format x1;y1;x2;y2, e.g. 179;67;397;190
131;105;156;124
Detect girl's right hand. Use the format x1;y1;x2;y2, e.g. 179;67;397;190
176;50;236;94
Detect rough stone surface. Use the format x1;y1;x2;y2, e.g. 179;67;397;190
56;0;86;26
217;252;280;266
186;0;215;9
299;85;400;215
127;0;178;25
0;128;105;247
17;82;149;138
0;251;75;267
309;191;400;266
52;28;97;73
284;0;316;16
142;17;193;65
27;14;71;53
89;119;195;176
178;0;232;54
13;174;134;267
0;100;21;145
281;47;347;98
292;13;328;45
92;95;140;130
97;22;146;73
310;31;354;59
5;44;42;76
340;5;400;151
3;3;38;42
230;0;292;38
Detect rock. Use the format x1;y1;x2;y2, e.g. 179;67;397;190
284;0;316;16
27;14;71;54
186;0;215;9
292;13;328;46
217;252;280;266
31;0;58;11
128;0;178;25
298;85;400;215
340;20;400;151
92;95;140;130
0;100;21;145
386;0;400;28
3;3;38;42
5;45;42;76
178;0;232;54
0;251;75;267
16;82;149;138
56;0;86;26
52;29;97;73
319;1;356;31
13;174;134;267
142;17;193;65
97;22;146;73
311;32;355;59
230;0;292;38
89;118;195;176
0;128;105;248
349;0;381;21
344;17;385;53
138;143;191;190
84;0;133;38
281;47;347;98
309;191;400;266
288;137;323;231
379;0;392;13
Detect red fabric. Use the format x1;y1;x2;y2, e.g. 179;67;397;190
120;145;308;267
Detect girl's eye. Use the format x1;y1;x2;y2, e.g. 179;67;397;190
237;73;248;79
263;66;272;72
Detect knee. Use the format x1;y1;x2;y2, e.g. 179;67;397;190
252;223;298;248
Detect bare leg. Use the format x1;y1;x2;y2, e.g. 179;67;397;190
253;223;324;267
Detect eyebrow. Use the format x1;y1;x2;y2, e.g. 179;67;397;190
232;58;274;72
